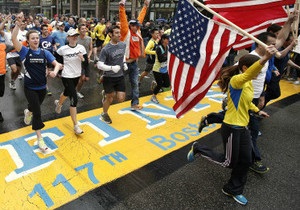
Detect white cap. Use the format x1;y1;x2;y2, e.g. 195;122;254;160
67;28;79;36
57;21;64;26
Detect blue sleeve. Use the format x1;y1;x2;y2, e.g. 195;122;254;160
251;43;256;51
44;50;55;63
18;46;29;61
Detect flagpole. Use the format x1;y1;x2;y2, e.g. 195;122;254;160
190;0;281;57
295;0;300;38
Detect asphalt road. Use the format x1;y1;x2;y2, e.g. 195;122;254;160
0;59;299;210
58;95;300;209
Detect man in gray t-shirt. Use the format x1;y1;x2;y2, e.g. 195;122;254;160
97;25;127;124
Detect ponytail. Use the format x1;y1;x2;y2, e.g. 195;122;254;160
218;54;260;93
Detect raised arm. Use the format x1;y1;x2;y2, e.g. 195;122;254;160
276;11;298;49
11;21;22;52
11;12;25;52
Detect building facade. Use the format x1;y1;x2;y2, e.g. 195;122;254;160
0;0;178;22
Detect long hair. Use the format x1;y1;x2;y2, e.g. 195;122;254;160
218;54;260;93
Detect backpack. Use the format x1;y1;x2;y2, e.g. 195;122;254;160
146;39;157;64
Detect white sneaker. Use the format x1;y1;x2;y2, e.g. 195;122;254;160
54;100;62;114
151;95;159;104
18;73;24;80
9;81;16;90
74;124;83;135
293;80;300;85
77;92;84;99
24;109;33;125
38;138;48;152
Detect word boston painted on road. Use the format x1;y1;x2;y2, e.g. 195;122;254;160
0;81;297;209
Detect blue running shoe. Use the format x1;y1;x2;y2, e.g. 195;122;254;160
222;189;248;205
187;142;197;162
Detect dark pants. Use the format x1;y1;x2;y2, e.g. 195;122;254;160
194;123;252;195
153;71;170;95
24;87;46;131
248;98;261;161
206;111;225;124
0;74;5;97
264;73;281;107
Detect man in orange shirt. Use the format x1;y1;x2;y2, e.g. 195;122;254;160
119;0;150;110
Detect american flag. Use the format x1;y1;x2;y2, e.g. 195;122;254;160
168;0;242;118
204;0;295;49
204;0;296;12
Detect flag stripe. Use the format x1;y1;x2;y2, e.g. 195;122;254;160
213;5;289;50
204;0;295;12
169;0;242;117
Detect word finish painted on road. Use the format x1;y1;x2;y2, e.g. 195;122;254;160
0;81;297;209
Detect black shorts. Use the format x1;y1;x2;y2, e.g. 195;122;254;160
81;64;90;77
103;76;125;93
7;57;22;67
144;63;154;73
96;38;104;48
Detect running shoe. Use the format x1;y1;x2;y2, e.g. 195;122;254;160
74;124;84;135
187;141;198;162
198;116;207;133
249;161;269;174
151;95;159;104
77;92;84;99
100;112;112;124
24;109;33;125
38;138;48;152
222;188;248;205
294;80;300;85
9;81;16;90
18;73;24;80
131;104;143;111
47;89;52;96
54;100;62;114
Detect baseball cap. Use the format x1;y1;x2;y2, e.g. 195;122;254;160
67;28;79;36
129;19;142;26
57;21;64;26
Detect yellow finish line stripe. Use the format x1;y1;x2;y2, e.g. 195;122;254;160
0;80;298;209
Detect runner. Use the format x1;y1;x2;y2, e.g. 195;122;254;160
187;46;277;205
54;28;87;135
97;25;127;124
11;13;62;152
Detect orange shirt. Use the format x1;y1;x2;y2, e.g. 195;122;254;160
0;44;6;74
